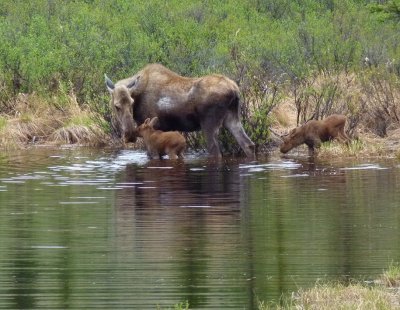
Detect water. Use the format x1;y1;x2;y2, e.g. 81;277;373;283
0;147;399;309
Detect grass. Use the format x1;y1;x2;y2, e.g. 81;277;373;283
0;92;109;148
1;83;400;156
317;138;387;158
258;265;400;310
379;262;400;288
50;113;108;146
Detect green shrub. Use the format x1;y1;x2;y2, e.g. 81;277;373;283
1;0;400;150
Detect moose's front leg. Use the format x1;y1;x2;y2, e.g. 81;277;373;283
306;138;320;156
201;121;222;158
307;145;315;156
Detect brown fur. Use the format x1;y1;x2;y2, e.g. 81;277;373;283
136;117;186;159
105;63;254;157
280;114;350;154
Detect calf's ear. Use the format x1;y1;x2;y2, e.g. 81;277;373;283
149;117;159;128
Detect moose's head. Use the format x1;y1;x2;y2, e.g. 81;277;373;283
105;75;140;143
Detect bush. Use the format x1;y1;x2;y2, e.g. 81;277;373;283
1;0;400;150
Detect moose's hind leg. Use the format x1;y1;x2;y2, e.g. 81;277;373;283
338;127;351;143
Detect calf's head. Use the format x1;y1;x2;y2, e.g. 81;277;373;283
280;127;304;153
105;75;139;143
136;117;159;138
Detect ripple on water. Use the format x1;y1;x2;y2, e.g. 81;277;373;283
281;173;309;178
239;160;302;171
1;149;400;310
340;163;388;170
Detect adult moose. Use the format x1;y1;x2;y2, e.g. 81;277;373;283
105;63;255;158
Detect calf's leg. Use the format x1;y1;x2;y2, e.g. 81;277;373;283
167;152;178;160
306;138;321;156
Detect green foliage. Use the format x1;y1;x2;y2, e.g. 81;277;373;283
1;0;398;102
1;0;400;150
369;0;400;22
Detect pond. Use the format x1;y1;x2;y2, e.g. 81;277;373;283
0;147;399;309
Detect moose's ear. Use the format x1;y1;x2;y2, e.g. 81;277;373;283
143;118;151;125
127;75;140;94
149;117;159;128
105;74;115;93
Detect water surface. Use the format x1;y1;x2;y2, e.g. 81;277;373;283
0;147;399;309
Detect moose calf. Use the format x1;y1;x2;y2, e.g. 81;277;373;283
280;114;350;155
136;117;186;159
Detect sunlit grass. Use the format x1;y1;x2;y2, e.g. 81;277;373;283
258;265;400;310
318;138;386;158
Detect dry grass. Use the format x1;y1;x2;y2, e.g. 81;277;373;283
292;282;398;310
317;137;387;158
259;283;400;310
271;100;297;129
378;263;400;288
0;92;109;149
269;70;400;157
259;265;400;310
50;124;107;146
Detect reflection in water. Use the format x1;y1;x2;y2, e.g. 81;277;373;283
0;148;399;309
10;207;37;310
113;159;252;308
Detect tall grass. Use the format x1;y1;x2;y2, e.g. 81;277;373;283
0;92;109;148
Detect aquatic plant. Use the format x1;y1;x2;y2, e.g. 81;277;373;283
157;300;189;310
